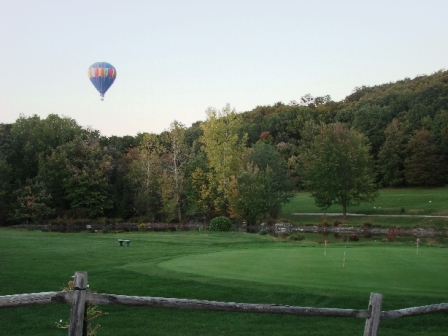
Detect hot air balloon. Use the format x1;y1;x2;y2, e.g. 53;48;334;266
87;62;117;100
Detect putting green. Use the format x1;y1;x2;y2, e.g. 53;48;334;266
159;246;448;297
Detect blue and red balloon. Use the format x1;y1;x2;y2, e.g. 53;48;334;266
88;62;116;100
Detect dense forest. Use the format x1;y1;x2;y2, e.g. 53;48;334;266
0;69;447;226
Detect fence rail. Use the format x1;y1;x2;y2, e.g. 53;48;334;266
1;272;447;336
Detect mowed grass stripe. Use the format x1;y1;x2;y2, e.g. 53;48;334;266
282;187;448;215
158;246;448;297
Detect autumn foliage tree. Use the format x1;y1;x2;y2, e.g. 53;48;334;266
199;104;247;215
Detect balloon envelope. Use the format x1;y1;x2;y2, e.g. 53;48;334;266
88;62;116;100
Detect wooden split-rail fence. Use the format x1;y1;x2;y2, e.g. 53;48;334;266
1;272;447;336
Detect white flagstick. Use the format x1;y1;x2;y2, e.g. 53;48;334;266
416;238;420;254
343;245;346;267
324;240;327;256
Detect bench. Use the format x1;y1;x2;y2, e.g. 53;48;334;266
118;239;131;247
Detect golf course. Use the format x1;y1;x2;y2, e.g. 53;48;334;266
1;227;447;334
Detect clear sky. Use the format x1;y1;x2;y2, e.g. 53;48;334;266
1;0;447;137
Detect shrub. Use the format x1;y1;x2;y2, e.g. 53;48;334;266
333;220;342;227
321;214;329;226
194;224;205;231
288;232;305;241
349;234;359;241
387;227;397;241
209;216;233;232
259;228;268;235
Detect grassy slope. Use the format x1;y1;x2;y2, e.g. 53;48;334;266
1;230;447;335
281;188;448;228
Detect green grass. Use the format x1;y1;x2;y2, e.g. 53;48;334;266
1;229;447;335
281;188;448;228
159;246;448;298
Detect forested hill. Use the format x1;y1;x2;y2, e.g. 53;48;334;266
238;69;448;151
201;69;448;186
0;69;447;225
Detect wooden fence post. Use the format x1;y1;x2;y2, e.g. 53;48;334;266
68;272;88;336
364;292;383;336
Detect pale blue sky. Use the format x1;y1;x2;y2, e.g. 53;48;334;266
1;0;447;136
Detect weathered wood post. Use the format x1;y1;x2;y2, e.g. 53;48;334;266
364;292;383;336
69;272;88;336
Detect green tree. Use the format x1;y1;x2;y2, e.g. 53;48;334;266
9;179;54;223
9;114;83;183
184;152;213;220
229;164;290;225
352;104;394;159
229;164;268;224
432;109;448;173
0;158;12;225
38;132;113;218
128;133;164;220
0;124;13;225
407;104;436;130
229;143;292;224
99;135;139;219
404;129;444;186
378;119;408;187
62;134;113;217
160;121;189;222
301;123;377;218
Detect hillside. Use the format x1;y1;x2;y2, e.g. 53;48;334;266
1;69;447;225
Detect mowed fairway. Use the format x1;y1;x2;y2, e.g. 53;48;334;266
1;230;447;336
159;247;448;298
282;187;448;216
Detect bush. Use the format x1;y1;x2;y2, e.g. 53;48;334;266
349;234;359;241
321;214;329;227
288;232;305;241
209;216;233;232
333;220;342;227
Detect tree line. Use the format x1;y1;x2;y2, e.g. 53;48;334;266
0;69;447;225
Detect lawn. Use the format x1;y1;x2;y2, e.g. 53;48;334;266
0;229;447;335
281;188;448;228
159;246;448;297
